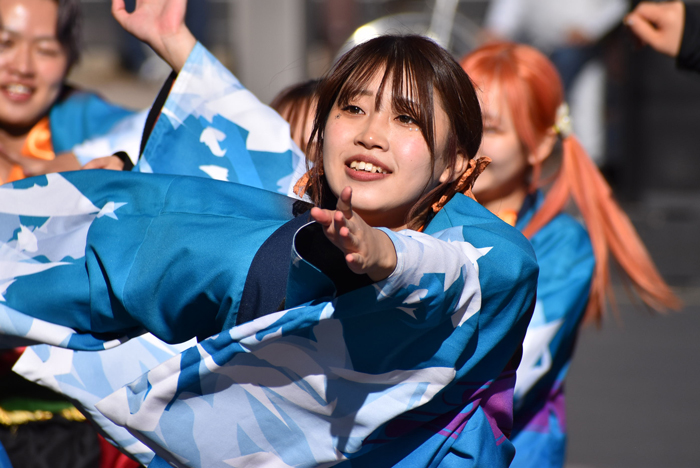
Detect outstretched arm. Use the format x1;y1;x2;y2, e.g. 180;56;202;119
310;187;397;282
112;0;195;72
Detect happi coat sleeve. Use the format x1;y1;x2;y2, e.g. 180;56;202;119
134;42;308;198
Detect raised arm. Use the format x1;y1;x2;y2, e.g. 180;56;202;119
111;0;195;72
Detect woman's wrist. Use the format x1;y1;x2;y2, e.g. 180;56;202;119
366;229;397;282
160;28;197;73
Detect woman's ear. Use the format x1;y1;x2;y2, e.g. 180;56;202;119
438;151;468;184
527;128;557;166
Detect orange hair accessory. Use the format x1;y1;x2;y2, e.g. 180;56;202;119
431;156;491;213
293;172;310;198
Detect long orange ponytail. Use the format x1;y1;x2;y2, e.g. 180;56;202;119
462;42;681;324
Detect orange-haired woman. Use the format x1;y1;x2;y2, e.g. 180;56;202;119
461;42;681;468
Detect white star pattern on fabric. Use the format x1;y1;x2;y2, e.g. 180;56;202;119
514;300;563;402
97;202;127;220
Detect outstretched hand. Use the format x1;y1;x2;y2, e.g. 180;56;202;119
625;1;685;57
310;187;397;282
112;0;196;72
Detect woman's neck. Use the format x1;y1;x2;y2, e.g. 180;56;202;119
0;127;30;155
480;187;528;220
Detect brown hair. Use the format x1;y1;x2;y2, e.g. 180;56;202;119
270;79;320;155
304;34;482;230
55;0;82;71
461;42;681;323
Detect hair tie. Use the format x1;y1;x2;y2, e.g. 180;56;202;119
431;156;491;213
293;172;310;198
554;102;572;138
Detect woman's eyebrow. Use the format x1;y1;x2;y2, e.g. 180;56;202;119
0;27;58;42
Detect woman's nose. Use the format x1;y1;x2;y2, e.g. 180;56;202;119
355;113;389;151
8;42;34;76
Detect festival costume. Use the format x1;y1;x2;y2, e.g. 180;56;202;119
0;88;140;185
504;193;595;468
0;43;539;467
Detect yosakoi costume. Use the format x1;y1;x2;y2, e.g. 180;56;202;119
508;193;595;468
0;88;143;185
0;44;539;467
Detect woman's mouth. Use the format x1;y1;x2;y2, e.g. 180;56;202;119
2;83;33;102
348;160;388;174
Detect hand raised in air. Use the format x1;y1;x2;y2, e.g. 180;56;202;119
112;0;195;72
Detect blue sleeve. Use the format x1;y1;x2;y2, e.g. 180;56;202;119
137;42;308;198
0;170;296;346
49;90;134;153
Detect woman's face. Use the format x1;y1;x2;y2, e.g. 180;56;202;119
472;81;530;209
322;71;454;230
0;0;68;130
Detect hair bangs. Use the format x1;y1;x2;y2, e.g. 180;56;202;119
305;35;483;227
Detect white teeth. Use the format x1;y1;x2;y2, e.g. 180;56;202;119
6;84;30;94
348;160;387;174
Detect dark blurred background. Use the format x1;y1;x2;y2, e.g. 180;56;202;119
71;1;700;466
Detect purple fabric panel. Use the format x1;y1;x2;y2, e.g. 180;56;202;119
521;385;567;434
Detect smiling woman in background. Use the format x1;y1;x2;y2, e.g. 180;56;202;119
0;0;139;185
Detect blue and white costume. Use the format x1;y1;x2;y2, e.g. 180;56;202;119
1;44;538;467
509;193;595;468
51;88;145;165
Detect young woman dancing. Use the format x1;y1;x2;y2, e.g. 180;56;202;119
461;42;681;468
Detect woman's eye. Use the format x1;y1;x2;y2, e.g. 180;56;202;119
36;43;62;57
0;39;13;50
342;105;363;115
396;114;418;126
37;48;61;57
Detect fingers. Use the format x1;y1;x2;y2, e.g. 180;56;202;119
626;11;661;46
335;186;353;219
310;206;333;226
111;0;128;26
625;1;684;57
629;2;665;24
